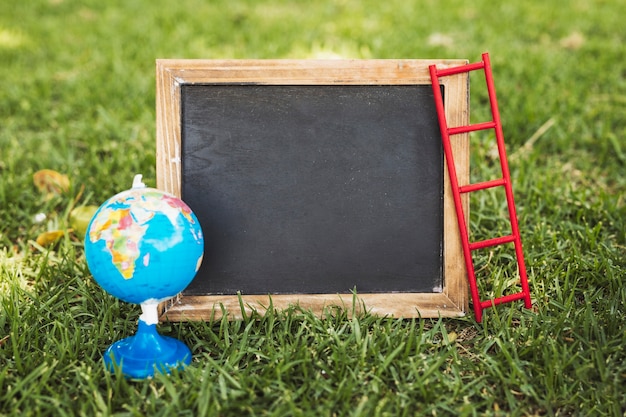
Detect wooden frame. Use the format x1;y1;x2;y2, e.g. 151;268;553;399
156;59;470;321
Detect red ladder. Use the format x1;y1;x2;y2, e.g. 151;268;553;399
429;53;532;322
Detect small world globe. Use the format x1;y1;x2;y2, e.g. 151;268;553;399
84;178;204;305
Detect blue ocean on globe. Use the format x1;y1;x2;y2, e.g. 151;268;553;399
84;187;204;305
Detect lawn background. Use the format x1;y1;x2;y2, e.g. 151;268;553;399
1;0;625;415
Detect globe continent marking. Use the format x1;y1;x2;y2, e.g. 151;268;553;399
86;188;204;304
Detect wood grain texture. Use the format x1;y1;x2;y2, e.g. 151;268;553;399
156;59;470;320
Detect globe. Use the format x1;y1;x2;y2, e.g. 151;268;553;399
84;175;204;379
84;179;204;305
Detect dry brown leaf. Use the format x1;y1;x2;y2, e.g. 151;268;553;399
33;169;70;196
35;230;66;247
560;31;585;50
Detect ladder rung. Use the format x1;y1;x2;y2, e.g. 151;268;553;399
434;61;485;77
469;234;516;251
448;121;497;135
480;292;528;309
459;178;506;193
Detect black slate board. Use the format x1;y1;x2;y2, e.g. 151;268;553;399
180;84;443;295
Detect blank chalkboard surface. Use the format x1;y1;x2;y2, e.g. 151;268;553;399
182;84;443;295
156;59;470;320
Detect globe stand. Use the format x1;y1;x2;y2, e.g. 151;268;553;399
103;301;191;379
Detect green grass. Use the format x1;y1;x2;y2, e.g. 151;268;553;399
1;0;625;415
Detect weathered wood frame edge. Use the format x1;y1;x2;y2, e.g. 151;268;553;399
155;59;470;321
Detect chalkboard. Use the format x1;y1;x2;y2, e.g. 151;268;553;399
156;59;470;320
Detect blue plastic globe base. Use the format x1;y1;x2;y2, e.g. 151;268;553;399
103;319;191;379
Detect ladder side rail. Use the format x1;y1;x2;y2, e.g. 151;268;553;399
429;66;484;322
482;53;532;308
